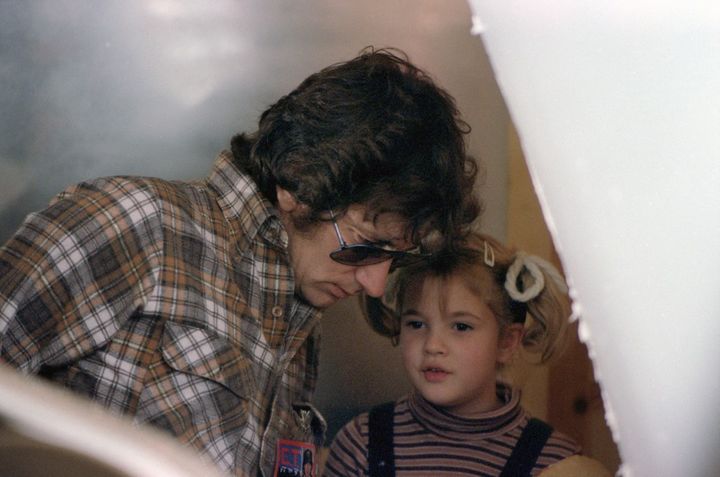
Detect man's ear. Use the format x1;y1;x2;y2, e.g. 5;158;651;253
497;323;524;365
276;186;299;213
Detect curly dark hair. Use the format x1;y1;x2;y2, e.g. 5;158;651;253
231;47;481;250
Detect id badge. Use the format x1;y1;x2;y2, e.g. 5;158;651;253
274;439;317;477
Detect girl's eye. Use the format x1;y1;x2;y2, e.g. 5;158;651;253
403;320;424;330
453;322;473;332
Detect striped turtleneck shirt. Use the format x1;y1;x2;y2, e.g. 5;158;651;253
324;384;581;476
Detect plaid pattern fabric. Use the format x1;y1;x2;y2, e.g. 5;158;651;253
0;150;325;476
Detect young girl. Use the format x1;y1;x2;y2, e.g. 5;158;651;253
324;233;596;476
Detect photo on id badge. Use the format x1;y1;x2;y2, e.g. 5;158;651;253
274;439;316;477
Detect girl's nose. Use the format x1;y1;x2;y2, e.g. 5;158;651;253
424;329;447;355
354;259;393;297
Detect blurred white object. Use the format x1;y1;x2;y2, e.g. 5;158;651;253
0;365;229;477
467;1;720;476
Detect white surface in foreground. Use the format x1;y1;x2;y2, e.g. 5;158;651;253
0;365;229;477
467;2;720;476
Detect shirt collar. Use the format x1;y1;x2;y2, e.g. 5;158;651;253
207;150;288;252
407;382;525;440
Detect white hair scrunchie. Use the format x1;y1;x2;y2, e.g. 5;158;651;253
504;252;568;302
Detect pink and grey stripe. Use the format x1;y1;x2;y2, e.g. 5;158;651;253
325;385;580;476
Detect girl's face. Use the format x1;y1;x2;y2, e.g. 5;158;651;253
399;274;520;417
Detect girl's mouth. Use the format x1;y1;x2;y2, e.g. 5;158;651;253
422;367;449;382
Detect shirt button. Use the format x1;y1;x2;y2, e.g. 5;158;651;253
271;305;284;318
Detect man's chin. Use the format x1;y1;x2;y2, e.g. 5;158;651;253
298;288;341;309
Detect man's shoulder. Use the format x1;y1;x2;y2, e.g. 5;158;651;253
56;174;205;203
50;173;218;223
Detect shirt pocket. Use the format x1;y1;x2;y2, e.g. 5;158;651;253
137;320;256;456
160;321;256;400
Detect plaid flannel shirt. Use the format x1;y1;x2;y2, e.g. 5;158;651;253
0;150;325;476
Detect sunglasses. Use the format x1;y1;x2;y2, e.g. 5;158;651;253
328;210;430;268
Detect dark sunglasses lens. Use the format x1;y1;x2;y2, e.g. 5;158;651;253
331;245;391;265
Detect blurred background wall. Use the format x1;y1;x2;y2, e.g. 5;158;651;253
0;0;509;244
1;0;620;472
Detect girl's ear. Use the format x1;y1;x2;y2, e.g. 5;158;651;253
497;323;524;365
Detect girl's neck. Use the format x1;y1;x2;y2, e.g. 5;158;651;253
407;384;525;440
443;396;506;418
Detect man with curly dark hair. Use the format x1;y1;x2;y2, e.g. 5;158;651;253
0;47;480;476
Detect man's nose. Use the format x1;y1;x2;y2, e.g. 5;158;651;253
354;260;393;297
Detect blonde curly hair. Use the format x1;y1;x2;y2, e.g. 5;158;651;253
362;232;571;363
